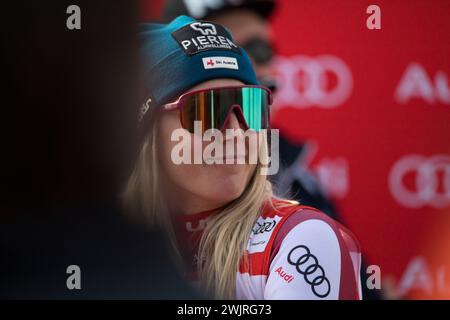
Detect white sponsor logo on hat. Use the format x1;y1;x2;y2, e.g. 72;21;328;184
202;56;239;70
190;22;217;35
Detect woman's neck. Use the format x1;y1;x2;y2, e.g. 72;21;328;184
165;187;226;216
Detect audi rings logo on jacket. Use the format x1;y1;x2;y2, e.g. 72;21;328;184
252;220;276;235
287;245;331;298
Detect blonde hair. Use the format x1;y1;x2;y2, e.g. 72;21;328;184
123;108;297;299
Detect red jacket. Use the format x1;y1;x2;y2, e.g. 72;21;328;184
174;198;362;300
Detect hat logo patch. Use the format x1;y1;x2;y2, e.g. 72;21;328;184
190;22;217;35
202;57;239;70
172;21;241;56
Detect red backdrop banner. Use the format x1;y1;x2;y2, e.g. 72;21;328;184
270;0;450;299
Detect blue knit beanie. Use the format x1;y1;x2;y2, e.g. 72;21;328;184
139;15;259;123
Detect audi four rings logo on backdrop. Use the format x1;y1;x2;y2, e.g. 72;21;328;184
389;154;450;209
274;55;353;109
287;245;331;298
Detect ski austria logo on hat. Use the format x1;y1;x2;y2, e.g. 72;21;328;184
172;21;241;55
202;56;239;70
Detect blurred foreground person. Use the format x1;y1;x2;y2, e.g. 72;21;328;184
0;1;197;299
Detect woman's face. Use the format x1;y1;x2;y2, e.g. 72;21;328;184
158;78;259;215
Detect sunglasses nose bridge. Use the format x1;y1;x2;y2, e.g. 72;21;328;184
219;104;249;132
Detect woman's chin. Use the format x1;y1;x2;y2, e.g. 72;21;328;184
211;178;247;202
